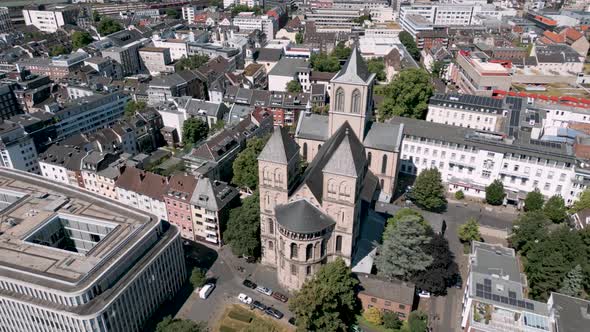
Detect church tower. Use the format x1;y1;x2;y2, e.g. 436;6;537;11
257;126;300;267
328;47;376;140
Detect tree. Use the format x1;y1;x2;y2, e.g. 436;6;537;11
353;14;371;24
508;211;550;256
375;214;433;280
560;264;583;297
189;268;207;289
286;80;302;93
289;258;358;332
399;31;420;61
310;53;341;72
571;189;590;213
211;120;225;133
232;136;268;191
124;100;146;117
331;41;352;60
410;168;447;212
175;54;210;71
524;189;544;212
385;208;431;234
166;8;180;19
457;217;482;244
377;69;434;121
363;307;382;326
231;4;262;16
402;311;428;332
367;58;386;81
295;32;304;44
97;17;123;35
455;190;464;200
382;311;402;330
544;195;567;223
413;234;458;295
485;180;505;206
49;45;68;56
223;192;260;257
431;61;445;78
156;316;205;332
72;31;93;49
182;118;208;146
93;10;101;22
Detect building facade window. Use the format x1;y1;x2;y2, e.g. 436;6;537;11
303;142;307;159
290;243;298;259
367;151;372;167
335;235;342;253
335;88;345;112
381;155;388;174
351;89;361;113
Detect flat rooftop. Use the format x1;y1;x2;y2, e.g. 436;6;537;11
0;168;158;292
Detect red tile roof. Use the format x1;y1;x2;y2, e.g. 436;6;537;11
115;167;169;200
543;31;564;43
564;27;584;42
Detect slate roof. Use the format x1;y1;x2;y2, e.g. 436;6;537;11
258;126;299;164
535;44;581;64
301;122;366;203
39;144;87;171
190;177;238;211
363;122;403;152
256;48;283;62
267;58;309;77
550;292;590;332
275;199;335;233
323;128;365;177
331;47;374;85
115;167;169;201
295;113;329;141
357;273;415;305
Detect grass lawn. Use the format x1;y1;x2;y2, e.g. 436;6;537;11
216;304;292;332
356;315;398;332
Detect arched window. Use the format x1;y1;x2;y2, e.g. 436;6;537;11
327;179;337;194
303;142;308;159
306;244;313;261
335;236;342;253
340;182;350;197
320;239;326;257
274;168;282;184
306;266;312;275
264;193;271;210
367;151;372;167
290;243;298;259
381;155;388;174
268;219;274;234
335;88;345;112
380;179;385;189
268;241;274;250
318;144;322;151
351;89;361;113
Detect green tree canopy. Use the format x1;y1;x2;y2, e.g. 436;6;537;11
402;311;429;332
524;189;544;212
49;45;69;56
124;100;146;117
457;217;482;244
286;80;302;93
485;180;505;206
560;264;584;297
156;316;206;332
97;17;123;36
571;189;590;213
232;136;269;191
413;234;458;295
376;214;433;280
231;4;262;16
399;31;420;61
182;118;209;146
353;14;371;24
295;32;304;44
189;268;207;289
289;258;358;332
410;168;447;212
377;69;434;121
310;53;341;72
508;211;550;256
223;192;260;257
431;61;445;78
363;307;382;325
92;10;101;22
543;195;567;223
382;311;403;330
72;31;94;49
175;54;210;71
166;8;180;18
331;41;352;59
386;208;430;233
367;58;386;81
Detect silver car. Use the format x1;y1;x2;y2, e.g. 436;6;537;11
255;285;273;296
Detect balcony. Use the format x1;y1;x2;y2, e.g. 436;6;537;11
205;227;217;236
205;234;218;244
204;218;217;227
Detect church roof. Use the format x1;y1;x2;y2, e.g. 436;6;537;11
331;47;374;85
301;122;366;203
295;113;329;141
275;199;335;233
363;122;404;152
258;126;299;164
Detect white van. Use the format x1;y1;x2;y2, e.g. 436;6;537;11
198;283;215;299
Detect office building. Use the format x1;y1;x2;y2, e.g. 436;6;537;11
0;120;39;173
22;5;78;33
0;7;13;33
232;13;278;39
0;85;21;120
0;168;185;332
139;47;175;76
449;50;512;97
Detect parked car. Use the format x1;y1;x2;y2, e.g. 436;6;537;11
255;285;273;296
242;279;257;289
238;293;253;305
264;307;284;319
251;300;267;311
198;283;215;299
272;292;288;302
418;290;431;298
453;275;463;289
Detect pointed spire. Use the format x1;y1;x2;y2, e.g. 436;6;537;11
331;46;373;85
258;126;299;164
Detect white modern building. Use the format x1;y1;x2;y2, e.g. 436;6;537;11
232;13;278;39
22;5;78;33
152;39;189;61
0;168;185;332
426;94;509;132
0;120;39;174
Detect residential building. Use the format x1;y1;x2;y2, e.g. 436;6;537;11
0;85;21;120
539;28;589;57
80;152;125;200
357;273;415;320
571;208;590;229
22;5;78;33
426;94;508;132
253;48;283;73
100;30;151;75
399;3;516;30
115;166;169;222
190;177;239;245
17;52;90;80
547;292;590;332
0;168;185;332
233;13;278;39
166;174;199;240
0;7;13;33
268;58;310;92
0;120;39;173
153;39;189;61
182;5;198;24
147;71;206;105
295;48;403;199
2;70;52;112
39;144;87;187
243;63;268;89
449;50;512;97
139;47;175;75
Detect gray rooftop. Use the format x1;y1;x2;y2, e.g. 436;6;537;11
429;93;505;114
357;273;415;305
275;199;335;233
295;113;329;141
267;58;309;78
550;292;590;332
258;126;299;165
363;122;404;152
332;47;375;85
190;177;238;211
324;128;365;177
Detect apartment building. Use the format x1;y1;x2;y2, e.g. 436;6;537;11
80;153;125;200
305;8;362;31
0;168;185;332
399;3;515;30
17;52;90;80
100;30;150;75
0;7;13;33
426;94;508;132
190;177;239;245
268;58;310;92
139;47;175;75
22;5;78;33
449;50;512;97
0;120;39;174
165;174;199;240
153;39;189;61
39;144;86;187
115;167;169;222
147;71;206;105
232;13;278;39
182;5;198;24
0;85;21;120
